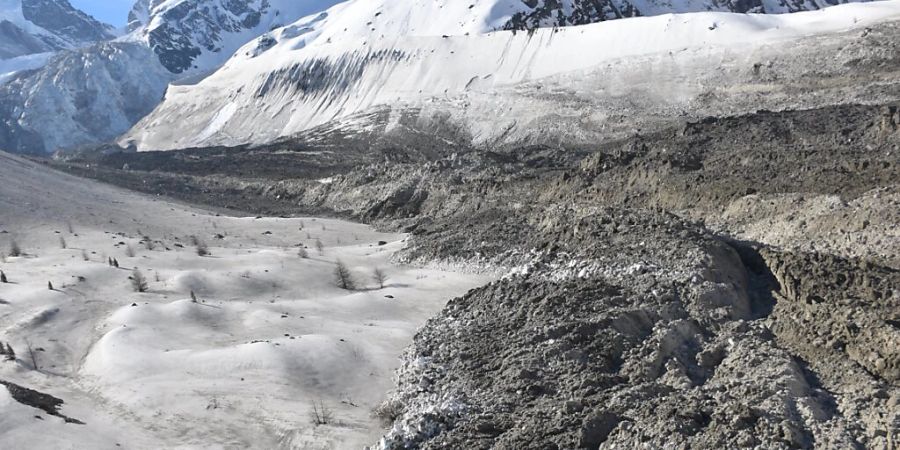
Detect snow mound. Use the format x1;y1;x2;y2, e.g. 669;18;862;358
0;152;491;448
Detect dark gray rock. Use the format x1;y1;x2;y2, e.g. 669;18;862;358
0;19;54;58
503;0;873;31
21;0;114;45
0;0;113;59
0;42;172;154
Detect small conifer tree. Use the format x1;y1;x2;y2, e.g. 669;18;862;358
334;261;356;291
315;239;325;256
373;267;388;289
131;269;149;293
9;240;21;257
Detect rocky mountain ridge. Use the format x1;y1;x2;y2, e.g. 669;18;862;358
0;0;114;59
503;0;873;29
124;0;345;75
0;0;345;154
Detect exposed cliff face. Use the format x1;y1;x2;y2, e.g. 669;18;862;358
127;0;150;33
0;19;52;58
0;42;172;154
503;0;873;29
125;0;345;75
142;0;272;74
20;0;114;44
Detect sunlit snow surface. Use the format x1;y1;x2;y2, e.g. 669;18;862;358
124;0;900;150
121;0;351;76
0;152;489;449
0;52;51;84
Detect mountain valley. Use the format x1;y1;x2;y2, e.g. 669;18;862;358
1;0;899;449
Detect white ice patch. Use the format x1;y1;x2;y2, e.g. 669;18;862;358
0;52;53;85
193;102;238;142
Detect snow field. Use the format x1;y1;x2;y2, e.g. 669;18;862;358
0;153;490;449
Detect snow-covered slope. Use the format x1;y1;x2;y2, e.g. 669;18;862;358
124;0;900;151
1;0;891;154
0;43;172;155
0;0;114;58
0;0;346;154
124;0;348;75
0;51;50;84
0;151;489;448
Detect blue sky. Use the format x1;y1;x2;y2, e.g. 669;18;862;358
70;0;132;26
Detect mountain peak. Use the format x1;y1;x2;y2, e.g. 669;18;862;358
0;0;114;59
126;0;150;33
127;0;346;75
20;0;115;43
